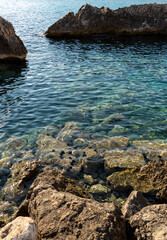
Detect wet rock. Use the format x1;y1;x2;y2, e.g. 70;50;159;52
36;133;83;177
0;136;27;158
88;136;129;150
89;183;109;195
102;113;124;124
130;204;167;240
108;125;128;135
121;191;149;218
25;171;127;240
107;169;138;192
2;160;40;204
133;139;167;161
45;3;167;37
0;17;27;61
104;148;145;174
82;148;104;174
83;174;94;185
0;201;18;227
0;216;38;240
56;123;90;146
107;158;167;194
0;167;10;189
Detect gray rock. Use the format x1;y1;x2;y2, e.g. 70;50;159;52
45;3;167;37
121;191;149;218
0;16;27;60
130;204;167;240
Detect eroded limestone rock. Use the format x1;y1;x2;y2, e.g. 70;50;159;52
45;3;167;37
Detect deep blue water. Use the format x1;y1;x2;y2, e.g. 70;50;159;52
0;0;167;142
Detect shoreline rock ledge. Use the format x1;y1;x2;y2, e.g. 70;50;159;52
45;3;167;37
0;16;27;61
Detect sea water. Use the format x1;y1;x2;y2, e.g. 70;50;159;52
0;0;167;142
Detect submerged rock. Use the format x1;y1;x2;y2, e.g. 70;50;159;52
45;3;167;37
2;160;40;204
0;16;27;61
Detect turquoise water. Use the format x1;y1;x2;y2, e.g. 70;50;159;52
0;0;167;142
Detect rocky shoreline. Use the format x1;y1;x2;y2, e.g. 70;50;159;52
0;123;166;239
45;3;167;38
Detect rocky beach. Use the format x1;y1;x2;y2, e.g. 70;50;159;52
0;2;167;239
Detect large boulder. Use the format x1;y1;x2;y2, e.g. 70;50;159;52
21;170;127;240
0;16;27;60
130;204;167;240
45;3;167;37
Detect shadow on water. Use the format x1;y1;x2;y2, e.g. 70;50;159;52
0;61;28;95
47;34;167;52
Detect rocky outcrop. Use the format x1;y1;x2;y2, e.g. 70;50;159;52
45;3;167;37
121;191;149;218
0;16;27;60
0;216;38;240
22;170;127;240
130;204;167;240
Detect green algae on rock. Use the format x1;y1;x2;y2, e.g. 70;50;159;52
104;148;145;174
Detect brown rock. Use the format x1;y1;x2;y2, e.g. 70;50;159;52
0;16;27;60
104;148;145;174
25;170;127;240
45;3;167;37
0;216;38;240
130;204;167;240
121;191;149;218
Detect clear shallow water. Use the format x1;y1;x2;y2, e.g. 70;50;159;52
0;0;167;142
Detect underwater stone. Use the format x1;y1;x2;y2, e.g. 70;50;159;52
89;184;109;195
132;140;167;161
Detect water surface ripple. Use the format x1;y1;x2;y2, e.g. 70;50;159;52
0;0;167;142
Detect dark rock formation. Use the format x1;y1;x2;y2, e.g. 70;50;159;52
130;204;167;240
21;170;127;240
45;3;167;37
0;16;27;60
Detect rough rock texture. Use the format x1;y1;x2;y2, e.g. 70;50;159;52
0;216;38;240
121;191;149;218
130;204;167;240
104;148;145;174
24;170;127;240
107;158;167;194
0;16;27;60
2;160;40;204
45;3;167;37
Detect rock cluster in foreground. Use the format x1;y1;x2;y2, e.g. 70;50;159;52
0;171;167;240
0;16;27;61
45;3;167;37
